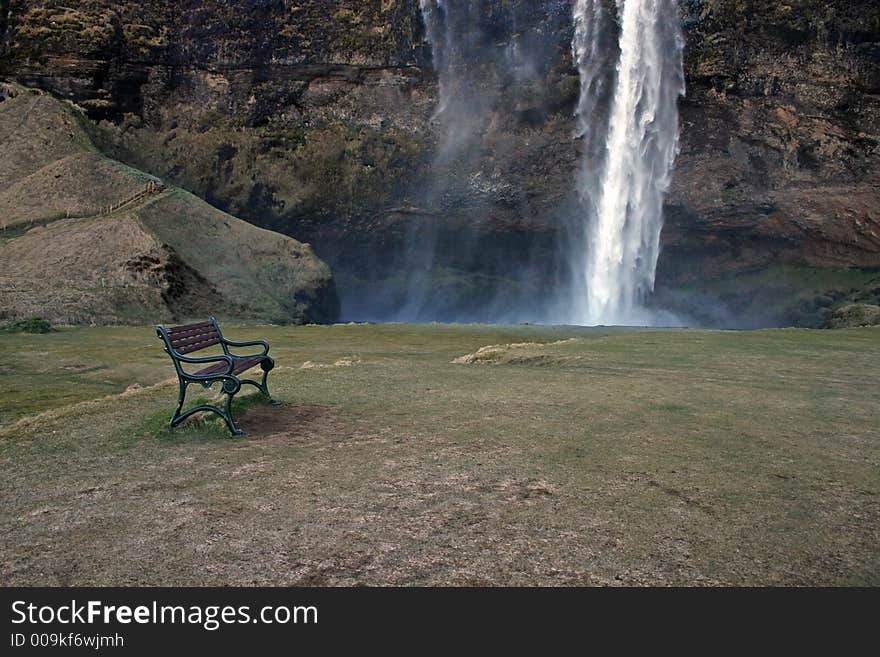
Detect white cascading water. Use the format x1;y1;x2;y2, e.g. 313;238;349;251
572;0;685;325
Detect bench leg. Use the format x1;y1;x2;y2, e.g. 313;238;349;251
260;367;281;406
169;378;245;437
221;391;246;436
240;367;280;405
169;380;188;429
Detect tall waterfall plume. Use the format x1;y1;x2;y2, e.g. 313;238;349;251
571;0;685;325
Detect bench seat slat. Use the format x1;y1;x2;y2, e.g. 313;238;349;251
194;355;266;377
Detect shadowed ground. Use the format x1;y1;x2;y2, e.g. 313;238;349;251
1;324;877;585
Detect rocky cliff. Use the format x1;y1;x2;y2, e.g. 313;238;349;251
669;1;880;275
1;1;878;325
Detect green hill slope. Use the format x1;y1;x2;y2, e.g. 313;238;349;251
0;83;339;324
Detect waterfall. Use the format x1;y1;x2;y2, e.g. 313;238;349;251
571;0;685;325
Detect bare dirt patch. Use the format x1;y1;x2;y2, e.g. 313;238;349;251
236;403;332;442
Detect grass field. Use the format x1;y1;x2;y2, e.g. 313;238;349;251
1;323;878;585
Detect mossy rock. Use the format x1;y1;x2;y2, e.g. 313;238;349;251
824;304;880;329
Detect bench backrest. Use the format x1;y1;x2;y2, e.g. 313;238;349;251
157;318;223;356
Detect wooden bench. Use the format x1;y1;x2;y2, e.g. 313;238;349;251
156;317;279;435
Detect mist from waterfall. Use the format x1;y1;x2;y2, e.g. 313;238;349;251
569;0;685;325
418;1;487;155
392;0;493;321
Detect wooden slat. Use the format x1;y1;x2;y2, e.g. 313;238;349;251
159;319;224;355
170;325;215;338
176;336;222;354
171;330;220;349
172;339;218;352
194;356;264;377
167;320;213;335
169;327;215;342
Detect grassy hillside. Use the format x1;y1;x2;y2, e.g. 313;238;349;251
1;323;877;585
0;83;338;324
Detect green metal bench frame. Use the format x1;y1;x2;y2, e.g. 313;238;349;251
156;317;279;436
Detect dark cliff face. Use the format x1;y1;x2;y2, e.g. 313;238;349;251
0;2;9;44
668;0;880;279
2;0;879;324
0;1;426;119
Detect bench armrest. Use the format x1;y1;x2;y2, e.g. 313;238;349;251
221;338;270;357
171;352;235;376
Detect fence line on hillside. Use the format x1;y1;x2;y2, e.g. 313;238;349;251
101;180;166;216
